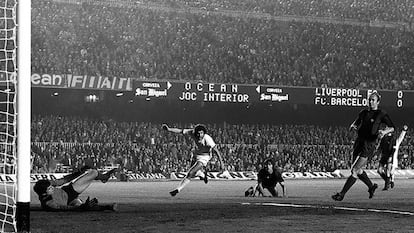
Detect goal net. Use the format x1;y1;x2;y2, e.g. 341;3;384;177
0;0;31;232
0;0;17;231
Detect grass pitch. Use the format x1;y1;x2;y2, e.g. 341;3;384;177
30;179;414;232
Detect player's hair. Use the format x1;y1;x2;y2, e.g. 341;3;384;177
264;158;275;167
33;179;51;196
193;124;207;136
368;91;381;102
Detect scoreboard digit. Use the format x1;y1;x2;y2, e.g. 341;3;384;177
397;91;403;108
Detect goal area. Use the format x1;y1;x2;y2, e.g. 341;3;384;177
0;0;31;232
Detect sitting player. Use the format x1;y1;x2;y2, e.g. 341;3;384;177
377;125;408;190
245;159;286;197
33;167;118;211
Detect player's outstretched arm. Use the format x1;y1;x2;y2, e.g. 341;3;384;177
349;114;362;131
396;125;408;145
162;124;192;134
255;183;266;197
349;122;358;131
378;126;394;139
43;200;85;211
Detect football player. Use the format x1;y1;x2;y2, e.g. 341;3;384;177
332;91;394;201
252;158;286;197
33;167;117;211
377;125;408;190
162;123;225;196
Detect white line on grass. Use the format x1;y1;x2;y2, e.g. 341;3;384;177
241;202;414;216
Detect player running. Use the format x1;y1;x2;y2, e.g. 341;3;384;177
377;125;408;190
162;123;225;196
332;91;394;201
33;167;117;211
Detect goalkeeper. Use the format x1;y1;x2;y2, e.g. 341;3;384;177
33;167;117;211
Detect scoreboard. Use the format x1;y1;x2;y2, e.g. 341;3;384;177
133;80;414;108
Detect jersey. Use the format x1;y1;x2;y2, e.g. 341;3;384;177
40;184;79;210
258;168;284;188
193;134;216;156
352;109;394;160
354;109;394;141
378;134;396;165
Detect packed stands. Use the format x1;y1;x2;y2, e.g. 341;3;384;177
31;115;414;174
30;0;414;174
32;0;414;90
143;0;414;24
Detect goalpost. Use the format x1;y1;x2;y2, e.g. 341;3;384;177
0;0;31;232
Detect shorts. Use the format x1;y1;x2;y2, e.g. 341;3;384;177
196;154;212;167
352;137;376;161
61;183;80;205
379;154;392;166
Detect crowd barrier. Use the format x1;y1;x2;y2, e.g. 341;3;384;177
24;169;414;183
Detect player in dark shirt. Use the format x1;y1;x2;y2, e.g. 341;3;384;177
332;91;394;201
251;158;286;197
33;167;117;211
377;125;408;190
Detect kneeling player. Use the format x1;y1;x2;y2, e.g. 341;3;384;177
246;159;286;197
33;167;118;211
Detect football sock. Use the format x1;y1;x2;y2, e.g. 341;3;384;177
340;176;357;194
177;178;191;192
95;168;117;182
95;171;109;181
52;170;87;186
357;171;373;188
378;172;387;182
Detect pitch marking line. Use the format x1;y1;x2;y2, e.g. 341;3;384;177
241;202;414;216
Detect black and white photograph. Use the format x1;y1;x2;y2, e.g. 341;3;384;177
1;0;414;232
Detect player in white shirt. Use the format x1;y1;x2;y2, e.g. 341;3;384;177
162;124;225;196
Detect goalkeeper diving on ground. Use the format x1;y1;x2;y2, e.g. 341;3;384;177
33;166;118;211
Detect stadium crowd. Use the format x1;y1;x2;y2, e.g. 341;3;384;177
30;1;414;174
147;0;414;24
31;115;414;174
32;0;414;90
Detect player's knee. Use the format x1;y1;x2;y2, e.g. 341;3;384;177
186;170;197;178
82;169;99;180
350;169;361;178
84;169;98;179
